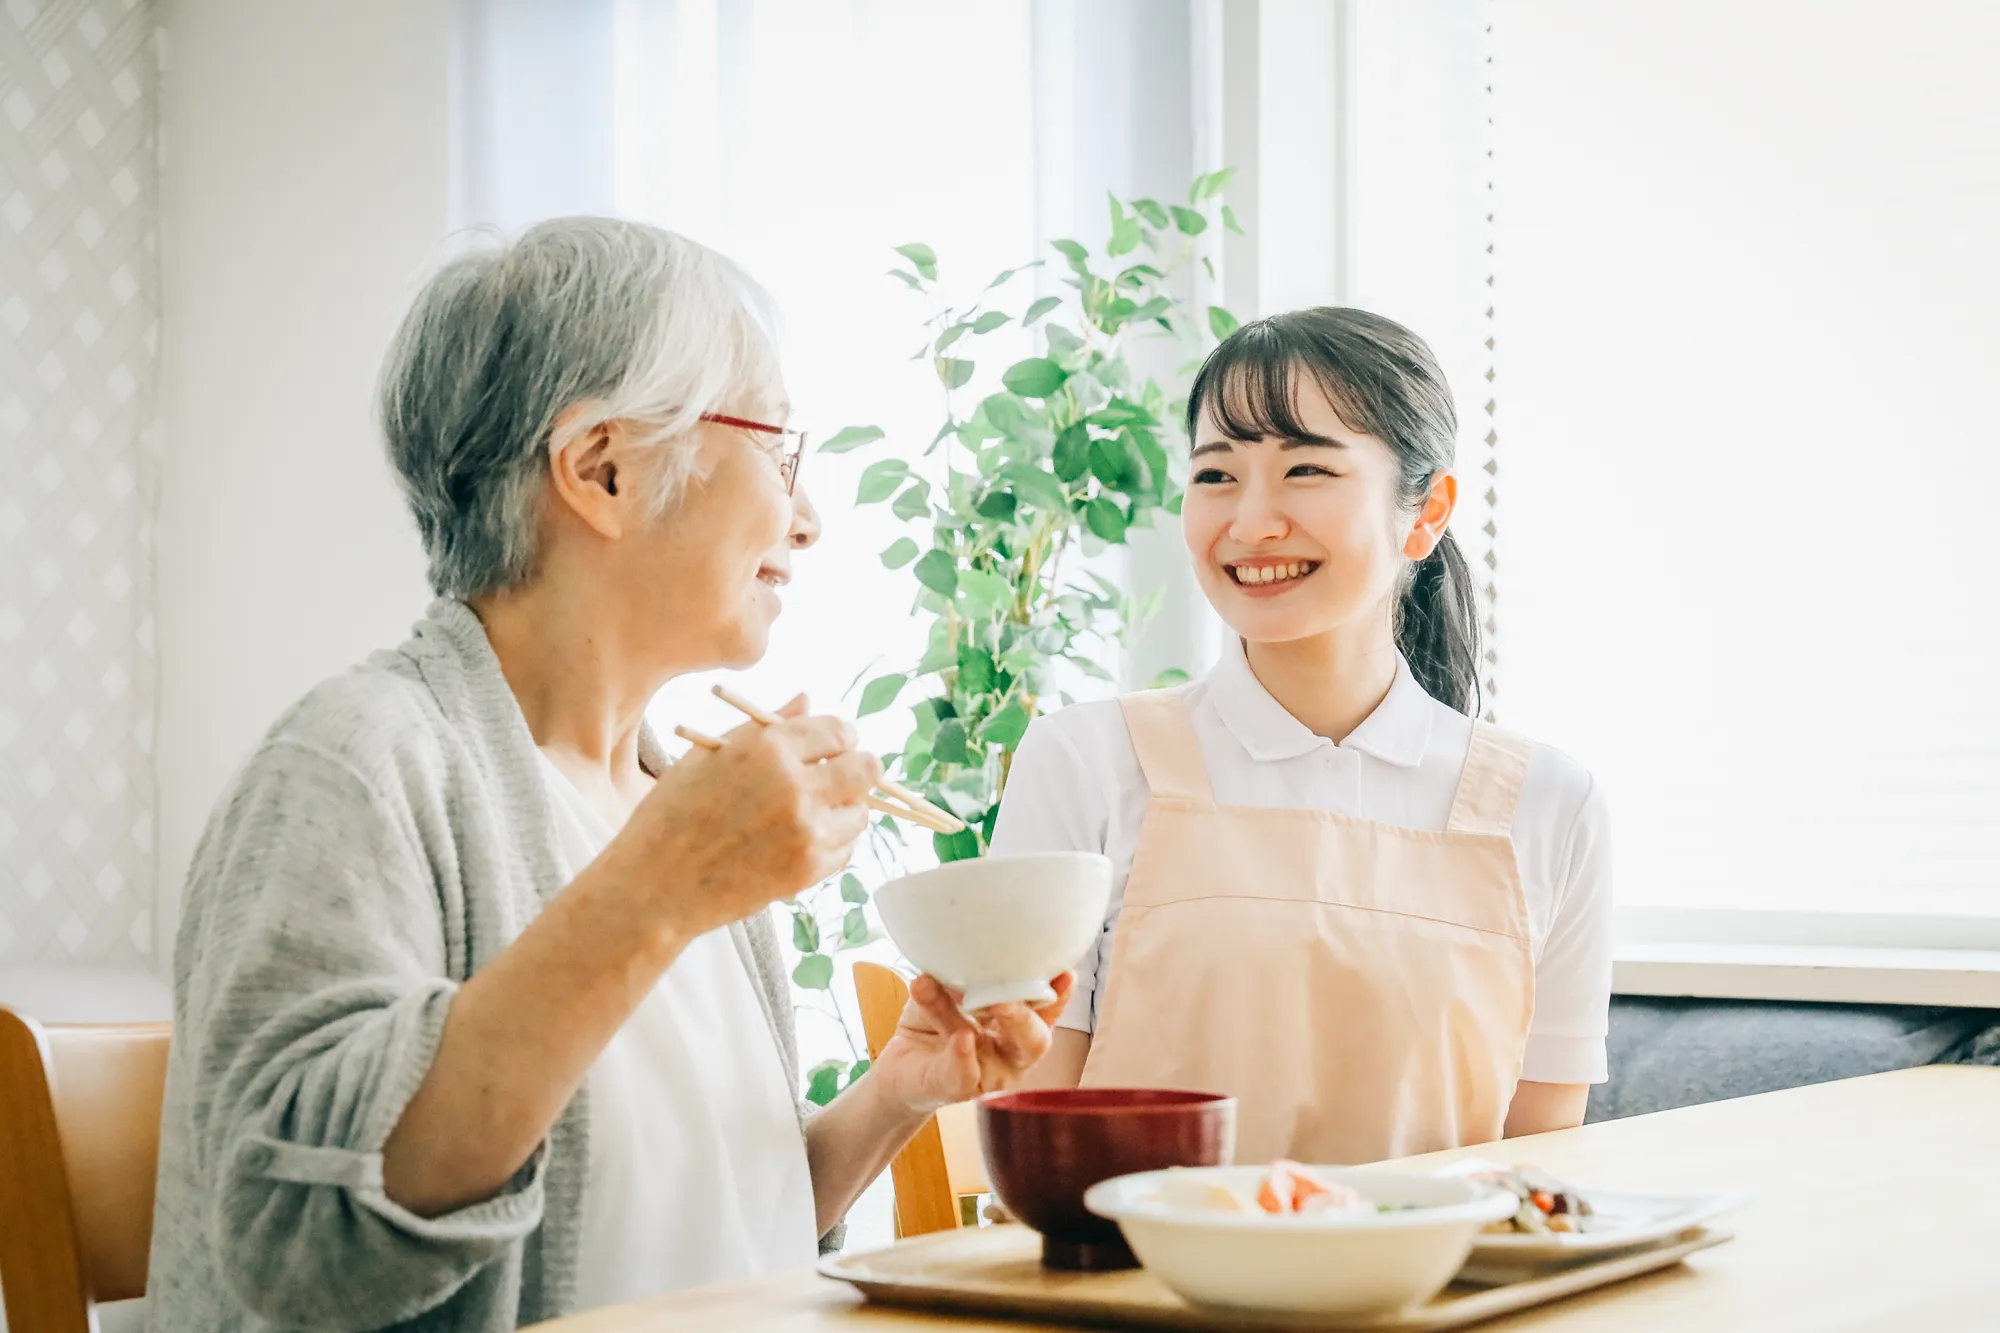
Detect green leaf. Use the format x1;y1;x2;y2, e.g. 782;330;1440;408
1208;305;1241;340
1167;491;1184;516
1131;197;1171;228
1191;166;1238;202
841;872;868;904
792;912;820;953
1045;325;1085;358
1148;667;1192;689
1002;358;1068;399
1222;204;1244;235
935;322;969;353
793;954;835;990
912;696;954;737
956;568;1011;619
1089;399;1153;428
805;1059;843;1107
934;826;981;863
981;704;1030;749
856;458;910;503
1023;296;1062;326
936;357;974;389
845;1058;871;1087
842;907;872;946
1090;434;1140;490
821;425;884;454
972;311;1010;334
975;489;1017;520
889;268;926;290
913;548;959;598
858;673;907;717
1052;424;1091;482
1170;205;1209;235
916;638;955;676
1002;461;1070;513
894;242;939;280
1107;217;1142;256
1050;238;1090;266
1125;425;1167;483
980;393;1041;442
892;480;932;521
1084;497;1129;542
957;643;998;696
931;718;970;765
881;536;919;569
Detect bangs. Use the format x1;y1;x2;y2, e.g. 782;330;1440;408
1189;318;1387;446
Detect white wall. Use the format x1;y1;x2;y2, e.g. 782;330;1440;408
155;0;445;958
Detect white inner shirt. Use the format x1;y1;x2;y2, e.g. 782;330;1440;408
989;640;1614;1086
539;753;818;1310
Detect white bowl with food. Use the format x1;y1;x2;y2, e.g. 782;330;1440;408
872;852;1111;1011
1084;1162;1517;1319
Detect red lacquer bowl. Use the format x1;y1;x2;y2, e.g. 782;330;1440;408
978;1088;1237;1270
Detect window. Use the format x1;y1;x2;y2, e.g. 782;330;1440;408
1491;1;2000;949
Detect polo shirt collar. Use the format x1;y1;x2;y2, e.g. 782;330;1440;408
1207;636;1433;768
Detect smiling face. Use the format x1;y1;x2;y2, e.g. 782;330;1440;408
632;408;821;670
1181;368;1420;648
538;390;822;676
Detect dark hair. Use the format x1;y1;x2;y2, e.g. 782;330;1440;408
1184;307;1482;715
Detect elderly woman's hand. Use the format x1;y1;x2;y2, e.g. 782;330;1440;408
617;704;882;939
869;973;1077;1115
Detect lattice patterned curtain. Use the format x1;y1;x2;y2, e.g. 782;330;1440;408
0;0;160;963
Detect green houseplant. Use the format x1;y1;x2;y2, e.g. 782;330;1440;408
788;173;1241;1104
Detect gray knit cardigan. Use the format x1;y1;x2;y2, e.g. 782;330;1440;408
145;600;823;1332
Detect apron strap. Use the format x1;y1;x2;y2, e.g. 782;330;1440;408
1117;692;1215;805
1445;721;1535;836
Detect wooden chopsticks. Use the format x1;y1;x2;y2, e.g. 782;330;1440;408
673;684;968;836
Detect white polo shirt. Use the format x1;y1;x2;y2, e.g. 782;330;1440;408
989;640;1614;1086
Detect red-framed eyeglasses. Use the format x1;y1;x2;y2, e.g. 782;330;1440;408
699;412;807;495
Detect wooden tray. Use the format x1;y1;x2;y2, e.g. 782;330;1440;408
820;1223;1732;1331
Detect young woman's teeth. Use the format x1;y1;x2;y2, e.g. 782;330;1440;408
1233;562;1316;585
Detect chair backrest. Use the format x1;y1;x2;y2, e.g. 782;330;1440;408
0;1009;171;1333
851;963;990;1238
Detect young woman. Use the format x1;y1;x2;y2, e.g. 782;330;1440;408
991;307;1612;1165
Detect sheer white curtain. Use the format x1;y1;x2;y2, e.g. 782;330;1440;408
597;1;1043;753
1492;0;2000;941
455;0;1220;1243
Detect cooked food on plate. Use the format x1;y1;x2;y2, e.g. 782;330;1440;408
1468;1166;1597;1234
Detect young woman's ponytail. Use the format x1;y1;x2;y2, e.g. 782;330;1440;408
1396;528;1481;715
1186;307;1484;715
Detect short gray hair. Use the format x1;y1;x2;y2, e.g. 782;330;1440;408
379;217;784;597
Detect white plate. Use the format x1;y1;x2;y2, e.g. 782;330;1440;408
1469;1186;1746;1262
1433;1157;1744;1284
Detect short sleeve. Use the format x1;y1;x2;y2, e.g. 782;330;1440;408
991;716;1114;1033
1521;774;1614;1085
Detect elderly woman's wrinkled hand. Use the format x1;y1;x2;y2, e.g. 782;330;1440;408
622;708;883;938
870;972;1076;1116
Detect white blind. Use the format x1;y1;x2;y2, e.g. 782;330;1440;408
1492;1;2000;917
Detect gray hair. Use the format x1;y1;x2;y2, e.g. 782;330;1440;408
379;217;784;598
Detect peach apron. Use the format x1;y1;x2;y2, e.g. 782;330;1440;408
1079;691;1537;1164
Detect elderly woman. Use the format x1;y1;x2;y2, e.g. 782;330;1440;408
147;218;1071;1331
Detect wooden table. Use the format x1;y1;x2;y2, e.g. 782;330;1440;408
535;1067;2000;1331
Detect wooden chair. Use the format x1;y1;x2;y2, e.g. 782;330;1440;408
852;963;990;1237
0;1009;172;1333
